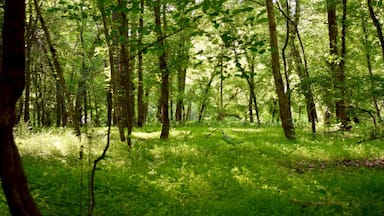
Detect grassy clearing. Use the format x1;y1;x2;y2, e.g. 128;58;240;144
1;123;384;215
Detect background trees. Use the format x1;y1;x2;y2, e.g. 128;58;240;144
7;0;383;139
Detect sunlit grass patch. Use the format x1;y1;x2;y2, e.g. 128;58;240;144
16;129;80;158
3;123;384;215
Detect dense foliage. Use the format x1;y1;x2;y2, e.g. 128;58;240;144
8;0;383;136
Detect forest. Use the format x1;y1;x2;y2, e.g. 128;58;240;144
0;0;383;215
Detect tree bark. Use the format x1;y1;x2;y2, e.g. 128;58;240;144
0;0;41;214
118;0;134;147
266;0;295;139
154;1;170;139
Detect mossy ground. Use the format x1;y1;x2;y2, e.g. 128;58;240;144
1;122;384;215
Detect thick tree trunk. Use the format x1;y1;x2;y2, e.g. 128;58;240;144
266;0;295;139
154;1;170;139
327;0;347;127
118;0;134;147
0;0;41;214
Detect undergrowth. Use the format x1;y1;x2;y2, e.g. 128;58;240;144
0;123;383;215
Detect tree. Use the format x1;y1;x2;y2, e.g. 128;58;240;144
153;0;170;139
34;0;81;136
326;0;348;127
265;0;295;139
0;0;41;214
137;0;146;127
118;0;134;147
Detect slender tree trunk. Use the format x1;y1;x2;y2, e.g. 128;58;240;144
335;0;348;127
249;59;260;125
362;14;382;123
41;43;65;127
198;73;216;122
326;0;338;124
24;3;37;123
137;0;145;127
281;0;291;103
367;0;384;61
154;1;170;139
266;0;295;139
97;1;126;141
287;0;317;133
176;68;186;122
0;0;41;214
175;32;188;123
248;94;254;123
218;53;224;121
34;0;80;136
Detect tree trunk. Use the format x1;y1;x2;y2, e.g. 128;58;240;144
0;0;41;214
24;4;37;123
137;0;145;127
154;1;170;139
218;53;224;121
326;0;347;127
287;0;317;133
266;0;295;139
34;0;80;136
175;32;188;123
97;1;127;141
249;58;260;125
198;73;216;122
118;0;134;147
176;68;187;122
367;0;384;62
362;14;382;123
335;0;348;127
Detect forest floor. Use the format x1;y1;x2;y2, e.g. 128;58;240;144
1;122;384;215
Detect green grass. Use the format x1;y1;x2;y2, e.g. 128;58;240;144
1;123;384;215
